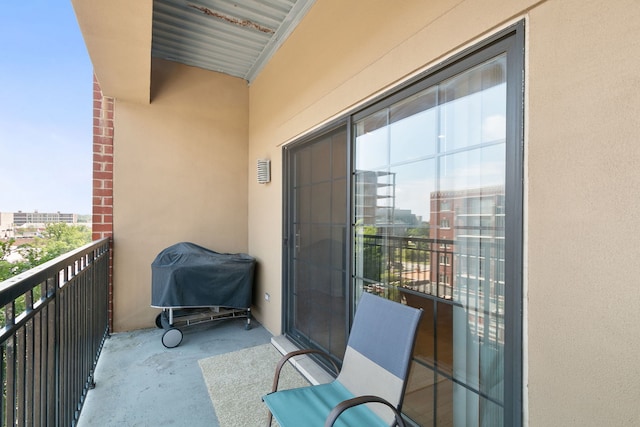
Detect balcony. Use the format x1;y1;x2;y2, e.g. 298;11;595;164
1;233;502;426
0;239;330;426
2;227;511;427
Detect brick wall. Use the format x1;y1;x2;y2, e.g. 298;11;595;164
93;75;114;239
92;74;114;330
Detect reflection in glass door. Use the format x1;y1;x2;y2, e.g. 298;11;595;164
283;126;349;364
353;46;520;426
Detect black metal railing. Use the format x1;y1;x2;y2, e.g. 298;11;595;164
0;238;111;426
357;233;506;344
356;234;456;299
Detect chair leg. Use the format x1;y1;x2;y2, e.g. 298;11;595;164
266;410;273;426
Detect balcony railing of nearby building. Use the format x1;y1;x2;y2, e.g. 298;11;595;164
357;234;456;298
357;233;505;343
0;238;111;426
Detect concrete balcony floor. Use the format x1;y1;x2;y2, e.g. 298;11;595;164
77;318;274;427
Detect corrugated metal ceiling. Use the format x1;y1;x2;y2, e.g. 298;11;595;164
152;0;315;83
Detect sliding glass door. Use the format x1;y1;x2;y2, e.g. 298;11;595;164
283;126;349;364
352;29;523;426
283;24;523;426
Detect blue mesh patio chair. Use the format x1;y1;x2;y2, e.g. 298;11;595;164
263;292;423;427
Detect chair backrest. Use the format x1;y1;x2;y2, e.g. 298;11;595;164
336;292;423;425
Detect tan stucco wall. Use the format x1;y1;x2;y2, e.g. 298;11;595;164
248;0;640;425
248;0;535;337
526;0;640;425
112;58;249;331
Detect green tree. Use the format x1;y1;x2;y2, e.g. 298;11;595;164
18;223;91;267
1;238;16;281
1;238;29;325
407;223;430;238
2;223;92;282
0;238;13;261
0;238;32;281
1;224;91;325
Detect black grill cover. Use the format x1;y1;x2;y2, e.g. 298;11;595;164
151;242;255;309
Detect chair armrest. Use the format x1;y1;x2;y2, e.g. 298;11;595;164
324;395;407;427
271;348;339;392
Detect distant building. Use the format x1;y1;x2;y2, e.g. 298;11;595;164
0;211;80;238
12;211;77;226
429;186;505;299
0;212;13;237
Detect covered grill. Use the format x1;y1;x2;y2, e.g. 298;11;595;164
151;242;255;347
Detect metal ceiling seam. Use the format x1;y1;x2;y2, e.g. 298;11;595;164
151;38;256;68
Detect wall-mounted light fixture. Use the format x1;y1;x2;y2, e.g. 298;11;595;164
257;159;271;184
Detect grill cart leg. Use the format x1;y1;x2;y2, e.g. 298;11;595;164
245;307;251;330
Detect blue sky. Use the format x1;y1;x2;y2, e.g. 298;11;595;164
0;2;93;215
